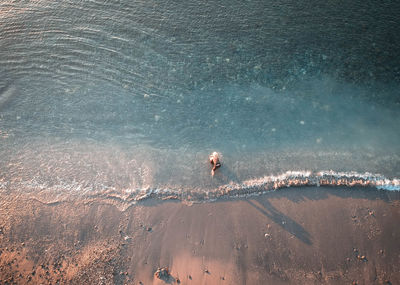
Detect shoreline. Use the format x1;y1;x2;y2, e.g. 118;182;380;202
1;186;399;284
2;168;399;210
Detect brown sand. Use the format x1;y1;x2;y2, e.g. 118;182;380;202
0;187;399;285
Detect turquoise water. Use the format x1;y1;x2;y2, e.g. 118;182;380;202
0;0;399;203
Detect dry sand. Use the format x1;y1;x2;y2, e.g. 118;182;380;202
1;186;399;284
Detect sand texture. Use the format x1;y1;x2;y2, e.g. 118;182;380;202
1;187;399;285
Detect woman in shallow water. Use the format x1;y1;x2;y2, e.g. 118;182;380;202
209;151;222;176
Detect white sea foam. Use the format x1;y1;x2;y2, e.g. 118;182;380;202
2;170;398;206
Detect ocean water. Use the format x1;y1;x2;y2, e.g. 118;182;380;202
1;0;399;204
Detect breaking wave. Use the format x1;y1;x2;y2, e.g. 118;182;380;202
121;170;400;202
2;170;398;207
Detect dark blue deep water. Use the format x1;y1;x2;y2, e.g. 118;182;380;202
1;0;399;202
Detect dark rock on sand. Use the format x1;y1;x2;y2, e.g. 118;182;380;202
155;267;170;280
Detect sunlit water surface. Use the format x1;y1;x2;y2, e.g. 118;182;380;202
1;0;399;203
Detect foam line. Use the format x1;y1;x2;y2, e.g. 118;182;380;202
3;170;397;206
136;170;400;201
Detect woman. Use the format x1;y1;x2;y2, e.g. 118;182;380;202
209;152;222;176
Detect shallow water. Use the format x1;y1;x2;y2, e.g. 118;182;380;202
1;0;399;203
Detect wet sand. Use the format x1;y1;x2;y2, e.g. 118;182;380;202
1;187;399;285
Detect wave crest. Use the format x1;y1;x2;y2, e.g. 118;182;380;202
89;170;400;203
1;170;398;206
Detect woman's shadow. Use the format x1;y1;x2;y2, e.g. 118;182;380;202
212;164;312;245
246;198;312;245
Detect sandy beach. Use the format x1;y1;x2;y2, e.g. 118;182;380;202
1;186;399;285
1;1;400;285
